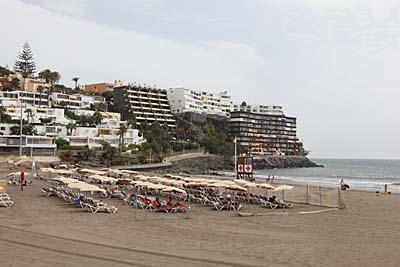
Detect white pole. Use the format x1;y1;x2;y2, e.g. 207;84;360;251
234;136;237;179
149;148;152;164
19;99;23;156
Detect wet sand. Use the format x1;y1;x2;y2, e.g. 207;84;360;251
1;170;400;267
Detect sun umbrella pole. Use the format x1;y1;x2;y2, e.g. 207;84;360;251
134;186;137;221
234;136;237;179
186;191;190;220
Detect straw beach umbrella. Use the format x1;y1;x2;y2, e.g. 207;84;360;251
272;185;294;200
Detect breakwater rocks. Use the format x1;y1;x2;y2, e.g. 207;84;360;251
166;155;322;175
253;156;323;169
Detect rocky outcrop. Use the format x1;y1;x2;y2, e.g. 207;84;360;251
252;156;323;169
165;155;322;175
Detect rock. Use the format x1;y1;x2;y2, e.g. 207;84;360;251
165;155;322;175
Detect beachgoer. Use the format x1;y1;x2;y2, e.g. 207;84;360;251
384;184;388;195
271;175;275;184
340;179;350;190
271;195;292;208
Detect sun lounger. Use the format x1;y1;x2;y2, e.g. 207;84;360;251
0;199;14;208
90;203;118;214
156;204;173;213
0;195;11;201
260;199;278;209
172;203;189;213
212;201;224;211
0;200;14;208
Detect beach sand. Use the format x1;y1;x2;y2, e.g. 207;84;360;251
1;169;400;267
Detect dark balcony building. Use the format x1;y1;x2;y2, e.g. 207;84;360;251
113;84;176;129
229;111;302;155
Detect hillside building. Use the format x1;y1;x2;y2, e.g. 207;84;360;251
167;88;232;118
0;90;49;107
113;84;176;129
0;135;56;155
50;92;105;109
229;110;302;156
84;80;122;94
232;104;284;116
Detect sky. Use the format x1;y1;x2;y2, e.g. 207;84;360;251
0;0;400;159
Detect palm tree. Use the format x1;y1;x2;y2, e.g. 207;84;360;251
72;77;79;89
117;124;128;155
66;122;76;136
24;108;33;123
92;111;103;126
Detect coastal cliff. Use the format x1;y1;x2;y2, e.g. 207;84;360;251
166;155;322;175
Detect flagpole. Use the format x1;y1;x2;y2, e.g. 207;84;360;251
234;136;237;179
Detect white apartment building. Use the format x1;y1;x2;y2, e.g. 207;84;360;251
3;106;70;125
167;88;233;118
0;90;49;107
70;126;143;149
0;135;56;155
80;95;106;109
50;92;105;109
231;104;284;116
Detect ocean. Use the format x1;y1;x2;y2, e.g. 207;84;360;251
224;158;400;193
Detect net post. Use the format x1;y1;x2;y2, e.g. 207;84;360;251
306;185;309;204
319;186;322;207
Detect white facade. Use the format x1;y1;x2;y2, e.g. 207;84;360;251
50;93;105;109
50;92;81;109
0;90;49;107
69;127;143;149
0;135;56;154
80;95;106;109
167;88;233;117
232;104;284;116
3;106;70;125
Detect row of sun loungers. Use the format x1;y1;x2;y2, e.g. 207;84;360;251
0;193;14;208
41;185;118;214
212;198;242;211
235;193;293;209
124;194;189;213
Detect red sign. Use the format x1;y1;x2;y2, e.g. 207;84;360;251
244;165;252;173
238;165;244;172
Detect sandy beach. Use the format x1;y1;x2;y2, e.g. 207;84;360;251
1;167;400;267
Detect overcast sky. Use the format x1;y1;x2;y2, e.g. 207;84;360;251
1;0;399;159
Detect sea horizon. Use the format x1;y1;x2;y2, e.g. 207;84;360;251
222;158;400;193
